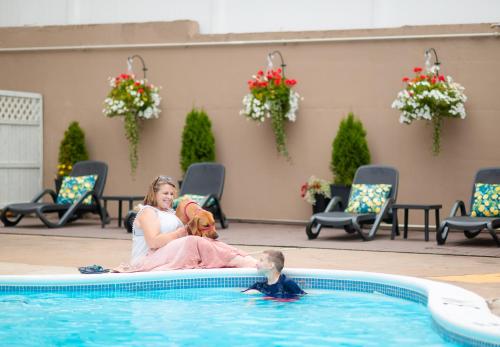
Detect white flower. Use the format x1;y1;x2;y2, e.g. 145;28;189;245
391;73;467;124
103;76;162;120
240;89;301;124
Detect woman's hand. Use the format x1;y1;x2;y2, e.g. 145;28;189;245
138;208;187;249
175;226;189;238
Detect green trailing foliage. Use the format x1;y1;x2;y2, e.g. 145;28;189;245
330;113;371;185
180;108;216;174
57;121;89;177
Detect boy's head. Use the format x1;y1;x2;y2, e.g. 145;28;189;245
257;250;285;273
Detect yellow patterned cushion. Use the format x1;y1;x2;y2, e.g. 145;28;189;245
471;183;500;217
56;175;97;205
345;184;392;214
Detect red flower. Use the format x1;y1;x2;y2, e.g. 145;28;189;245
402;77;410;83
300;183;308;198
134;81;141;86
137;88;144;94
257;70;264;76
431;77;437;84
274;79;281;86
413;67;423;73
438;75;445;82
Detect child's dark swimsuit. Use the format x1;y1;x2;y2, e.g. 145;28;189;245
243;274;306;299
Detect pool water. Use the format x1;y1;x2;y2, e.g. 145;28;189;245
0;288;459;346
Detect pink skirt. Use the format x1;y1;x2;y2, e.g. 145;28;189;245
115;235;248;273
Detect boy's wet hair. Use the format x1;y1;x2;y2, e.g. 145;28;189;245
263;250;285;272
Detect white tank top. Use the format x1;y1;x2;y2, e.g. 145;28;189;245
131;205;183;265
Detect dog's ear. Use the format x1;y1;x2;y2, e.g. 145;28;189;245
187;216;200;236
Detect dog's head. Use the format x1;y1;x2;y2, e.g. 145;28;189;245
187;209;218;239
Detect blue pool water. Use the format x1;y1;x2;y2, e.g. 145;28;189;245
0;288;459;346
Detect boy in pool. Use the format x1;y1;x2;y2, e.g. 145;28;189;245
243;250;306;299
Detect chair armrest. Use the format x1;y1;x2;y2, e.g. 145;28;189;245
31;189;58;203
201;194;217;208
325;196;343;212
366;197;394;240
58;190;102;225
450;200;467;217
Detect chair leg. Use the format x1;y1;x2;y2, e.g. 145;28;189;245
35;209;63;228
305;219;322;240
436;222;449;245
219;212;228;229
487;224;500;247
0;208;24;227
464;230;481;239
354;222;375;241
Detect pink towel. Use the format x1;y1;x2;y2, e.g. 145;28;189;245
115;235;248;273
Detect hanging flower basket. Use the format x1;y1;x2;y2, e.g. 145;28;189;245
103;73;161;174
239;68;300;159
391;66;467;155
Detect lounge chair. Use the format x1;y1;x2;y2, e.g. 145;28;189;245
0;160;108;228
305;165;399;241
437;167;500;247
178;162;228;229
124;162;228;233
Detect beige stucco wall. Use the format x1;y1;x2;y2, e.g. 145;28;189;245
0;21;498;223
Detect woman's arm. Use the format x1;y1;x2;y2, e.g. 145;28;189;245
138;208;188;249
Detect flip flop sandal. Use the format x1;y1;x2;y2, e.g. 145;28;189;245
78;265;110;274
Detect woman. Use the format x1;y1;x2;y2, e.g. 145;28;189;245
115;176;256;272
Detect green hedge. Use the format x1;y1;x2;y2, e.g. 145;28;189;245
330;113;371;185
180;108;216;174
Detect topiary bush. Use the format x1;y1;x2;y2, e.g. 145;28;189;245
57;121;89;177
330;113;371;185
180;108;216;174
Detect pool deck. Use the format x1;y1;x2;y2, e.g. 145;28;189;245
0;218;499;316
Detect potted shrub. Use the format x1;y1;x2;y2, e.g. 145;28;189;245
180;108;216;184
330;113;371;209
55;121;89;192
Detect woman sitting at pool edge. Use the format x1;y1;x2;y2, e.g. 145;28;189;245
114;175;257;272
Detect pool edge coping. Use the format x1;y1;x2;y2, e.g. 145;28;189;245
0;268;499;345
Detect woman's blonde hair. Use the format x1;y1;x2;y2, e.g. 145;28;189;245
143;175;177;207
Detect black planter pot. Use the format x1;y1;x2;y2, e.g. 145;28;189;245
312;194;331;214
330;184;351;211
54;177;64;193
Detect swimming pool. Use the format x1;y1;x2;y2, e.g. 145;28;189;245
0;269;499;346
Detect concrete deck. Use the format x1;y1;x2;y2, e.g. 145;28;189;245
0;218;499;316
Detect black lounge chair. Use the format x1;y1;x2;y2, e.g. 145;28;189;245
305;165;399;241
179;162;228;229
124;162;228;233
0;160;108;228
437;167;500;247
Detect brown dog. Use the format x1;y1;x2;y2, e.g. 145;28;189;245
175;197;218;239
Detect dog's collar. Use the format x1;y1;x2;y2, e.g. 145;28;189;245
184;200;201;219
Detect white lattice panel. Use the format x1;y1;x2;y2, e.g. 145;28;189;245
0;90;43;208
0;90;42;125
